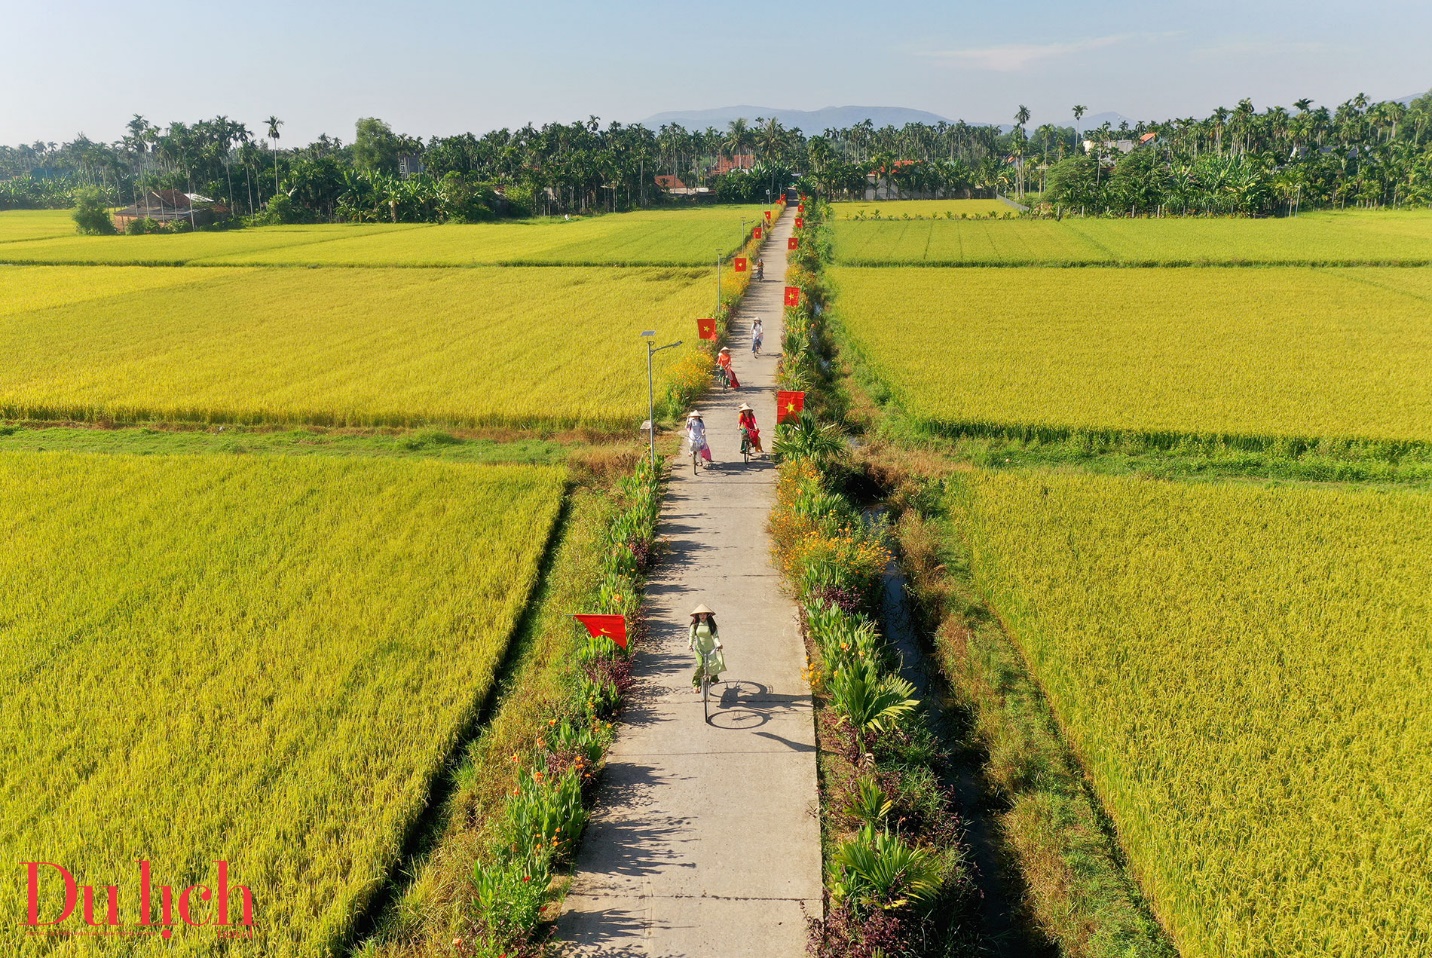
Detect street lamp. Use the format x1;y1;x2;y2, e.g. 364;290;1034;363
641;331;683;465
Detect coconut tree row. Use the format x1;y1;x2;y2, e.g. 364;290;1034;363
4;91;1431;216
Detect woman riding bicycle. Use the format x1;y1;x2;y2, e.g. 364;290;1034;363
686;410;711;465
751;318;764;357
738;402;764;455
688;604;725;690
717;347;740;389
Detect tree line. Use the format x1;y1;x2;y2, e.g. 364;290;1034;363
3;91;1430;223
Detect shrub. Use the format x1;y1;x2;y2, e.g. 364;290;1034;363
71;187;115;235
829;824;942;915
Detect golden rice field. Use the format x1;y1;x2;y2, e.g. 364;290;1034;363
0;451;566;957
832;265;1432;442
0;205;770;266
829;198;1013;219
0;208;80;243
0;264;712;428
953;470;1432;958
832;208;1432;265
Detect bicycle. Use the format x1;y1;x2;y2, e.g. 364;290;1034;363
689;438;704;474
751;334;763;358
740;427;753;464
698;647;720;722
715;365;732;391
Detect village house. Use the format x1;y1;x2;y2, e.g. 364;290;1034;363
112;190;227;231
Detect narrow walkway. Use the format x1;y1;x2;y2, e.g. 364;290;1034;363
559;205;820;957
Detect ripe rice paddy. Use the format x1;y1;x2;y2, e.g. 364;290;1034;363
0;451;567;956
953;470;1432;958
0;205;768;267
832;265;1432;443
0;208;80;243
832;208;1432;265
830;198;1014;219
0;264;713;428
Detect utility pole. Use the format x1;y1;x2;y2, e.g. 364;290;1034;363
641;332;683;464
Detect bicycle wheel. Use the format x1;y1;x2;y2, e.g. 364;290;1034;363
692;448;699;474
702;670;710;722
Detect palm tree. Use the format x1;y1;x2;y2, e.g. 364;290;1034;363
721;118;754;164
1073;105;1087;152
265;116;283;195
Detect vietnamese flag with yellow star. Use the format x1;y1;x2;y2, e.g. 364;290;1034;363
776;390;805;424
784;286;800;307
734;256;747;272
697;318;717;340
794;216;804;228
764;209;772;223
753;226;763;239
787;237;799;250
797;202;805;213
574;614;628;649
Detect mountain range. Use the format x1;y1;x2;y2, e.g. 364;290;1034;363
639;105;953;132
639;104;1146;134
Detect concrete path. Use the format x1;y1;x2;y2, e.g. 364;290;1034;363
559;205;821;957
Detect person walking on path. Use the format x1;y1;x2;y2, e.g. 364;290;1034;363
686;410;712;465
688;604;725;690
717;346;741;389
738;402;764;455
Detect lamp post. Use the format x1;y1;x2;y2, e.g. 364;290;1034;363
641;331;683;465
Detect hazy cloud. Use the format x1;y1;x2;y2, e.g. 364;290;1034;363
922;35;1129;72
1192;38;1331;60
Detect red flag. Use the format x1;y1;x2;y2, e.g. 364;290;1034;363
787;237;799;250
753;226;763;239
784;286;800;307
794;216;805;229
797;203;805;213
776;390;805;424
697;318;717;340
764;210;772;223
575;614;628;649
734;256;747;272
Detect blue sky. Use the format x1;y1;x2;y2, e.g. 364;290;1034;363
3;0;1428;144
